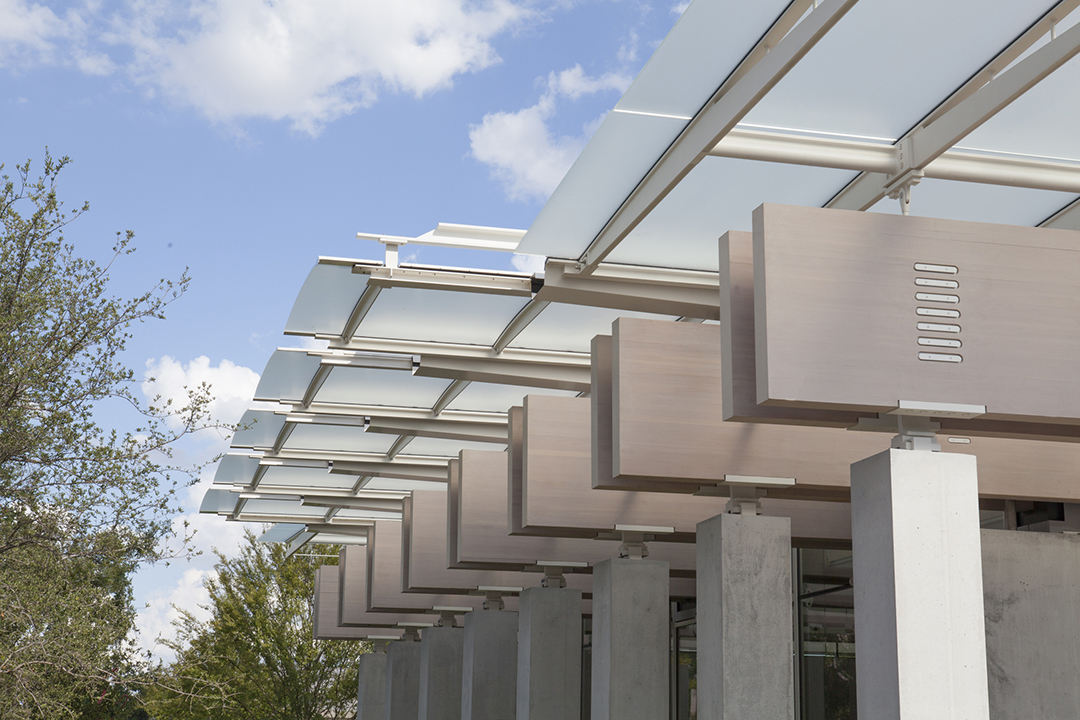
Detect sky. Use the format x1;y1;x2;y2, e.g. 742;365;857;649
1;0;689;660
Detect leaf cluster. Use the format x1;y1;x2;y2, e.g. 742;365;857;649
146;530;368;720
0;153;223;717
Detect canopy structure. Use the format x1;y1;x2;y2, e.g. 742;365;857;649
200;2;1080;717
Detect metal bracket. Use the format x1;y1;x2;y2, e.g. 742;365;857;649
725;484;766;515
596;525;673;560
526;561;588;588
885;169;924;216
469;586;521;610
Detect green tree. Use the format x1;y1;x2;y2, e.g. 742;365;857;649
0;153;217;717
146;530;368;720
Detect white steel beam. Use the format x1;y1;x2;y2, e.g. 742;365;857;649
357;223;525;253
355;265;535;297
578;0;859;271
341;284;382;342
537;262;720;320
710;126;1080;194
830;4;1080;211
433;378;470;416
321;338;588;367
365;415;507;444
415;354;591;393
493;297;550;352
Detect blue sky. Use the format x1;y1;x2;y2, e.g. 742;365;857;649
2;0;687;658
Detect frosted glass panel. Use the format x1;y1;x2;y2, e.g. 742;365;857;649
285;261;374;337
232;410;286;449
518;111;687;259
254;350;321;403
258;466;359;491
363;477;450;492
608;157;857;271
403;436;507;456
357;288;529;346
963;53;1080;160
744;0;1060;138
283;424;396;454
617;0;791;117
511;305;677;352
866;179;1078;227
446;382;575;413
213;453;260;485
313;366;450;408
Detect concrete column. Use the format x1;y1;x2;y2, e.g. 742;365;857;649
851;448;989;720
358;648;389;720
696;512;793;720
590;558;669;720
461;609;518;720
517;587;582;719
419;626;464;720
386;639;422;720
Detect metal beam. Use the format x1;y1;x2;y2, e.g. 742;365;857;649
358;223;525;252
432;378;470;416
537;262;720;320
493;297;550;352
830;4;1080;211
284;404;507;423
341;284;382;343
323;338;588;367
415;354;590;393
710;126;1080;193
355;265;535;297
578;0;859;271
365;415;508;444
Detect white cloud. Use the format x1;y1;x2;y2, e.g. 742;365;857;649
119;0;532;134
0;0;111;71
511;253;546;273
132;565;216;662
142;355;261;431
469;64;630;202
671;2;691;16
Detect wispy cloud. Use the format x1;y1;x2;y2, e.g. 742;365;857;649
117;0;532;134
2;0;536;133
469;64;631;202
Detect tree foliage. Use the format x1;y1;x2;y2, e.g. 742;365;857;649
0;153;217;717
146;530;368;720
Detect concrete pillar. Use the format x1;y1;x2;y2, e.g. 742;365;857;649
517;587;582;719
386;640;422;720
419;626;464;720
461;609;518;719
358;648;389;720
590;558;669;720
696;512;793;720
982;529;1080;719
851;448;989;720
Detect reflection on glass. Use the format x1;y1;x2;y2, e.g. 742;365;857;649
797;548;856;720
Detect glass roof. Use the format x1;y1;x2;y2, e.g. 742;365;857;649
962;52;1080;159
285;261;372;337
207;0;1080;546
743;0;1061;139
510;304;679;352
605;157;858;271
866;179;1078;227
514;0;1080;268
444;382;578;413
356;288;531;346
313;366;451;408
283;424;397;455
